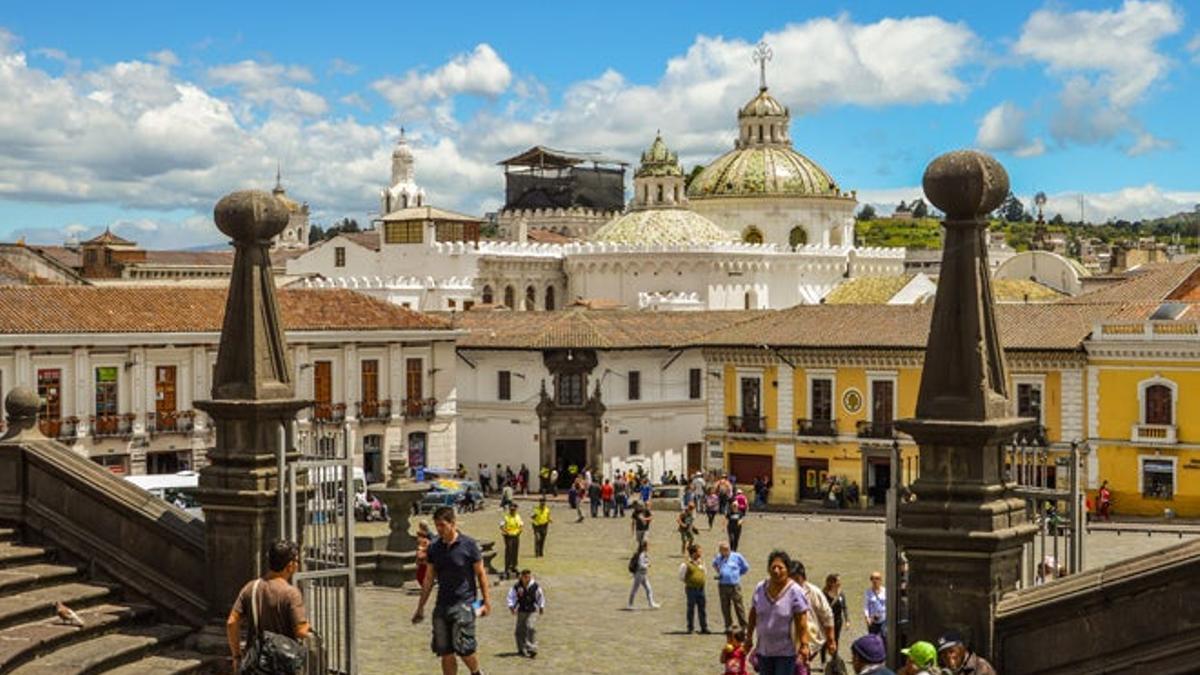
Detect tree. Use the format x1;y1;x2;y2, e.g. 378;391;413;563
910;198;928;219
857;204;877;220
996;192;1026;222
308;224;325;243
896;200;908;213
685;165;705;190
1050;213;1065;226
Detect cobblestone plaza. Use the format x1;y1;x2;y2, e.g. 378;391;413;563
357;504;1184;674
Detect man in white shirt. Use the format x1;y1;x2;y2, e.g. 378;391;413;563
789;560;836;662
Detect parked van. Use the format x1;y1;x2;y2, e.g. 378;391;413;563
125;471;202;519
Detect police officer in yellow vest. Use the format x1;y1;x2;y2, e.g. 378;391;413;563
531;496;552;557
500;503;524;580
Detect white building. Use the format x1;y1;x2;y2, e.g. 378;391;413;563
450;308;755;486
0;286;460;481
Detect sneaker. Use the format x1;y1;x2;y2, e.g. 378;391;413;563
625;604;635;611
528;652;537;659
650;602;661;609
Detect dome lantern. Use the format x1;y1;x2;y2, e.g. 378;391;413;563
632;132;686;209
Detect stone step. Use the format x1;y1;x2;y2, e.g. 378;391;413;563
0;527;19;544
0;563;82;595
0;543;55;570
0;602;154;671
9;623;194;675
0;581;117;632
96;650;218;675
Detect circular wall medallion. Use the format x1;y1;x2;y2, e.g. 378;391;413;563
842;388;863;414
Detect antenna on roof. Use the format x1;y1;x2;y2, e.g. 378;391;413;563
753;41;773;91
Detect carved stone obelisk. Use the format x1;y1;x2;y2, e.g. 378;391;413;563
193;191;309;618
892;151;1038;657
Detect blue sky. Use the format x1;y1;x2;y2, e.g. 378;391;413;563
1;1;1198;247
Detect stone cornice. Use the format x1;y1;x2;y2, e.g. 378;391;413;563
1085;343;1200;361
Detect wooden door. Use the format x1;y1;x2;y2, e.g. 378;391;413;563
155;366;177;415
686;442;703;476
314;361;332;418
740;377;761;428
360;360;379;417
405;359;423;402
871;380;894;426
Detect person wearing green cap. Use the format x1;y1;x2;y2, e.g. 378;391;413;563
900;641;939;675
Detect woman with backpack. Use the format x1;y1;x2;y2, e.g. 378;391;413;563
626;540;660;610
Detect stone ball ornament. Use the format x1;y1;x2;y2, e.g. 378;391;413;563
922;149;1010;221
5;387;40;419
214;190;291;243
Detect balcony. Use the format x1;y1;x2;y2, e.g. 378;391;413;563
356;399;392;423
312;402;346;425
402;398;438;421
1131;423;1176;445
727;415;767;434
796;418;838;437
39;416;78;441
91;413;135;440
857;420;895;440
147;410;195;435
1010;424;1048;447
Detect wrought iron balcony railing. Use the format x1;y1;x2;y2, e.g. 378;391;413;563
796;418;838;437
312;402;346;425
402;398;438;420
147;410;195;435
356;399;391;422
91;413;135;439
727;415;767;434
856;420;895;439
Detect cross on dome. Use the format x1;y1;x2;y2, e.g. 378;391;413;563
753;41;773;91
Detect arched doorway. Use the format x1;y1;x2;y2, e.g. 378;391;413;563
545;286;556;311
788;226;808;248
743;226;764;244
482;285;494;304
525;285;536;311
407;432;427;470
503;286;515;309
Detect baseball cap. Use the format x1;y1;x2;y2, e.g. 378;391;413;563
901;641;938;668
936;630;964;653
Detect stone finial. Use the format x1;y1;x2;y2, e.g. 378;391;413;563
2;387;43;440
922;150;1009;221
215;190;290;244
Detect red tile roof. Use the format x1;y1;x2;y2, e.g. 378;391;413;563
0;287;451;334
453;308;762;349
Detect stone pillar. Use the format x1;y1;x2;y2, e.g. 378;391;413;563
892;151;1037;659
193;190;309;621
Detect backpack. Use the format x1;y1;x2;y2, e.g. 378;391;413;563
628;552;640;574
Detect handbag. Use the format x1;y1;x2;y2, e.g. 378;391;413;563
239;579;308;675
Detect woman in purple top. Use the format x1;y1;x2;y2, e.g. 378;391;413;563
744;550;810;675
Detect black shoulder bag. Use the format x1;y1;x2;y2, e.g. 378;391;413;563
239;579;308;675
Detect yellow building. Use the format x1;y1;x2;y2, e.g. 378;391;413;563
1082;261;1200;516
695;303;1104;507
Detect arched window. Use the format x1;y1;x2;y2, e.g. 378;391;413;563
673;186;679;202
743;226;764;244
503;286;515;309
656;184;664;203
744;292;752;310
1145;383;1173;425
788;226;808;248
545;286;556;311
524;285;536;311
482;285;494;304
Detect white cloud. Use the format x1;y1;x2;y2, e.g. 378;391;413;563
1015;0;1180;154
149;49;179;67
207;60;327;116
1043;185;1200;223
371;44;512;118
976;102;1044;157
328;58;358;76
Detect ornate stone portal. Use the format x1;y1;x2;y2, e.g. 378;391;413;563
193;190;310;619
892;151;1038;657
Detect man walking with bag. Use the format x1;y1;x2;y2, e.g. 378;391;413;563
227;540;309;674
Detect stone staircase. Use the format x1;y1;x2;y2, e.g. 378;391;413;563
0;525;218;674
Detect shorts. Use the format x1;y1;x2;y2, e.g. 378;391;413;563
431;602;477;657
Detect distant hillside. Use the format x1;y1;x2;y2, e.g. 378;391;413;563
855;218;942;249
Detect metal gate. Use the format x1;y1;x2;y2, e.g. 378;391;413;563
1003;433;1085;586
280;420;357;675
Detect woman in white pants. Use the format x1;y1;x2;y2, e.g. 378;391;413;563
627;540;660;609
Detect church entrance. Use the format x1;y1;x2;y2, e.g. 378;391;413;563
555;439;587;487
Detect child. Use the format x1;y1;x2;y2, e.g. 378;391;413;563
505;569;545;658
414;521;432;587
721;629;747;674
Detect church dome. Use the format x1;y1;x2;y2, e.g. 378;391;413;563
739;88;788;119
687;145;840;198
592;209;737;245
635;134;683;178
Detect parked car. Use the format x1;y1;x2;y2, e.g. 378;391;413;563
418;478;485;514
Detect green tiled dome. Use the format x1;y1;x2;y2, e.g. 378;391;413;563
635;134;684;178
592;209;737;245
686;145;840;198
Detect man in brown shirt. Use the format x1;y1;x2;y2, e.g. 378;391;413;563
227;540;310;669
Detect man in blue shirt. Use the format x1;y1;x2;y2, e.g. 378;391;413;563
712;540;750;633
412;506;491;675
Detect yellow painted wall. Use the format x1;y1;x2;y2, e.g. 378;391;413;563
1095;364;1200;442
723;364;736;418
764;366;778;429
897;368;921;418
838;368;867;433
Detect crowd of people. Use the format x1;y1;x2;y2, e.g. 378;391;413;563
396;465;1001;675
